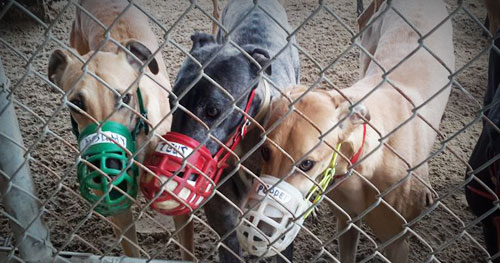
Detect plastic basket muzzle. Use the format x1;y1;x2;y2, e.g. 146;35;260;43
237;175;310;257
77;122;138;216
140;132;224;216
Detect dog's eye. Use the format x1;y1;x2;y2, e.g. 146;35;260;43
298;160;314;172
122;94;132;105
261;146;271;161
69;98;85;112
205;105;219;118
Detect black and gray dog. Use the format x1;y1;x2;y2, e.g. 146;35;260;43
465;28;500;262
171;0;300;261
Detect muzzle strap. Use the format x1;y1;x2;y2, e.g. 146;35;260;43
253;79;271;125
303;123;368;218
213;87;258;167
70;115;80;138
132;87;149;138
304;143;342;218
349;123;367;165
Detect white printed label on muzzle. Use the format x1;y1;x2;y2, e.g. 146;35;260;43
256;183;291;204
80;131;127;150
155;141;194;159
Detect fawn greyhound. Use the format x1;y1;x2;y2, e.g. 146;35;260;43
244;0;455;261
139;0;300;261
48;0;175;257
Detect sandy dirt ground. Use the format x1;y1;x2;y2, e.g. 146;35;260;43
0;0;493;262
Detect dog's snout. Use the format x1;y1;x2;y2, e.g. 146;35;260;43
188;173;198;182
90;159;100;167
109;180;129;200
88;159;101;174
172;172;198;182
106;158;123;170
257;220;276;237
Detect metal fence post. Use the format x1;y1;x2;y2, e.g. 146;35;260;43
0;57;53;262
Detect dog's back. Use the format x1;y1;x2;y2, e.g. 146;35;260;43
217;0;300;89
358;0;455;140
69;0;171;151
360;0;454;120
71;0;163;68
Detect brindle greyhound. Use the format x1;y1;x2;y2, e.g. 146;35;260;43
168;0;299;261
465;27;500;262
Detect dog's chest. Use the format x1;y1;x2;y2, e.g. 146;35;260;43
232;127;264;188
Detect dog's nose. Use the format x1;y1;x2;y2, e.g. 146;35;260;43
88;160;102;177
257;220;277;237
109;180;129;200
106;158;123;170
174;172;199;182
187;173;198;182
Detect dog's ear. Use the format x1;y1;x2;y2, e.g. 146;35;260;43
286;85;309;100
48;49;72;86
121;40;159;75
350;103;370;124
243;46;272;76
334;96;371;129
190;32;216;52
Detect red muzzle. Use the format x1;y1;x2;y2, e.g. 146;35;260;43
140;132;228;215
141;88;257;216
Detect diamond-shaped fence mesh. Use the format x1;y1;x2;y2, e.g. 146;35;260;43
0;0;498;262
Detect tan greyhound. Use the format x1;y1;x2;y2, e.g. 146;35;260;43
48;0;178;257
49;0;220;258
256;0;454;261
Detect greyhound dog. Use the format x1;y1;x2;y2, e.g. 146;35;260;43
143;0;300;261
246;0;454;261
48;0;172;257
465;27;500;261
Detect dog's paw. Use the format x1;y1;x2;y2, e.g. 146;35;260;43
311;206;321;224
424;188;435;208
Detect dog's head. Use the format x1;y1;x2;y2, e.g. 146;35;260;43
170;32;272;154
48;40;159;133
260;86;370;194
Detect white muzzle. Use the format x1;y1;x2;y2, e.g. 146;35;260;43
237;175;310;257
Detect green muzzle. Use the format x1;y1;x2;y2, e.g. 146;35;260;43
77;121;138;216
71;88;148;216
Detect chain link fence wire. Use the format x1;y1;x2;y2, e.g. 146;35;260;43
0;0;497;262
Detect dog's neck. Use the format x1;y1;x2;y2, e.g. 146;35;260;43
337;123;380;176
254;79;272;125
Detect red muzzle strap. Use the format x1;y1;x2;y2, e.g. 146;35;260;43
213;88;257;166
332;123;367;186
349;123;367;165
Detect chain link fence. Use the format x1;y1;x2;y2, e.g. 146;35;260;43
0;0;498;262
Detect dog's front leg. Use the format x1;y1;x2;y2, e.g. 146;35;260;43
337;217;360;263
204;176;243;263
211;0;220;35
276;242;294;262
173;214;195;261
110;208;140;257
384;237;409;263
